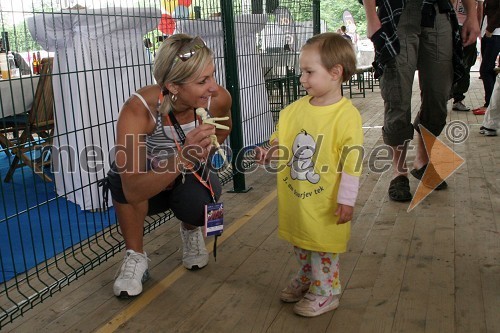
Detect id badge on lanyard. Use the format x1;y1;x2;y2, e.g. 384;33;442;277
204;202;223;237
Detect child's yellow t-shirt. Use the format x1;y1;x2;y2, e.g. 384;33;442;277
270;96;363;253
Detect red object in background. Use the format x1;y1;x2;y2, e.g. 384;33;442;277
472;107;486;115
158;14;176;35
178;0;192;6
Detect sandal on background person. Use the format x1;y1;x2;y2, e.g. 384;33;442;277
410;164;448;190
388;175;412;202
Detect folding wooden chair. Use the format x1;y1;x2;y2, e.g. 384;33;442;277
0;120;15;157
0;57;54;182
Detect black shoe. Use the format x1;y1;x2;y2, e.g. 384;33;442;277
410;164;448;190
388;175;412;202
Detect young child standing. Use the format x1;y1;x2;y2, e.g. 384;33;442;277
255;32;363;317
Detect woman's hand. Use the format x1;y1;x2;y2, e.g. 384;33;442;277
181;123;216;164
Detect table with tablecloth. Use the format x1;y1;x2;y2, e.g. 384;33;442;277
27;7;160;211
0;76;40;118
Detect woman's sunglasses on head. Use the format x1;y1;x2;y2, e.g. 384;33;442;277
161;36;208;93
176;36;206;62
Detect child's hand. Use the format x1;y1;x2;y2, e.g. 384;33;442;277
254;146;270;165
335;204;353;224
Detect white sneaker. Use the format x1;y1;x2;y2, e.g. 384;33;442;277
484;128;497;136
452;101;470;111
293;292;340;317
180;225;209;270
113;250;150;297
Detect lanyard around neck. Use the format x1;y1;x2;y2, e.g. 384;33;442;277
164;110;216;201
166;108;196;145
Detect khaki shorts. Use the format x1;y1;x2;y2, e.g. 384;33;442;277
380;0;453;146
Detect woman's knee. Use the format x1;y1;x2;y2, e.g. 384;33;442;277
114;200;148;225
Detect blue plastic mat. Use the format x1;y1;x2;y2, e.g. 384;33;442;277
0;153;115;283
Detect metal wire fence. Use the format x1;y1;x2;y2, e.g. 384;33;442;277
0;0;315;327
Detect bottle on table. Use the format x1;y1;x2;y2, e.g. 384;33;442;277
32;52;39;75
37;51;41;62
0;50;9;79
7;51;19;78
1;31;10;52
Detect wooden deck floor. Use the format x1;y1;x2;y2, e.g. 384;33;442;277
4;73;499;333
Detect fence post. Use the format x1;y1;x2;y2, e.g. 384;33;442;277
220;0;252;193
312;0;321;35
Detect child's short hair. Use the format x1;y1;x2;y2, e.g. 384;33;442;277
302;32;357;82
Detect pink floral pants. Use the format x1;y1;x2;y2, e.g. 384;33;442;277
293;246;341;296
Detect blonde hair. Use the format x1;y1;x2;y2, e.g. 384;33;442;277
302;32;356;82
153;34;214;114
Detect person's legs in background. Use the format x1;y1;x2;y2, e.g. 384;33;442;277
411;3;453;190
481;74;500;136
452;26;478;112
476;35;500;115
381;0;419;202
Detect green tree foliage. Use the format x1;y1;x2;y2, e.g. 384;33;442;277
1;0;52;52
319;0;366;36
2;24;40;53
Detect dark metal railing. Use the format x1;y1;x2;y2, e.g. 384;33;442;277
0;0;313;328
